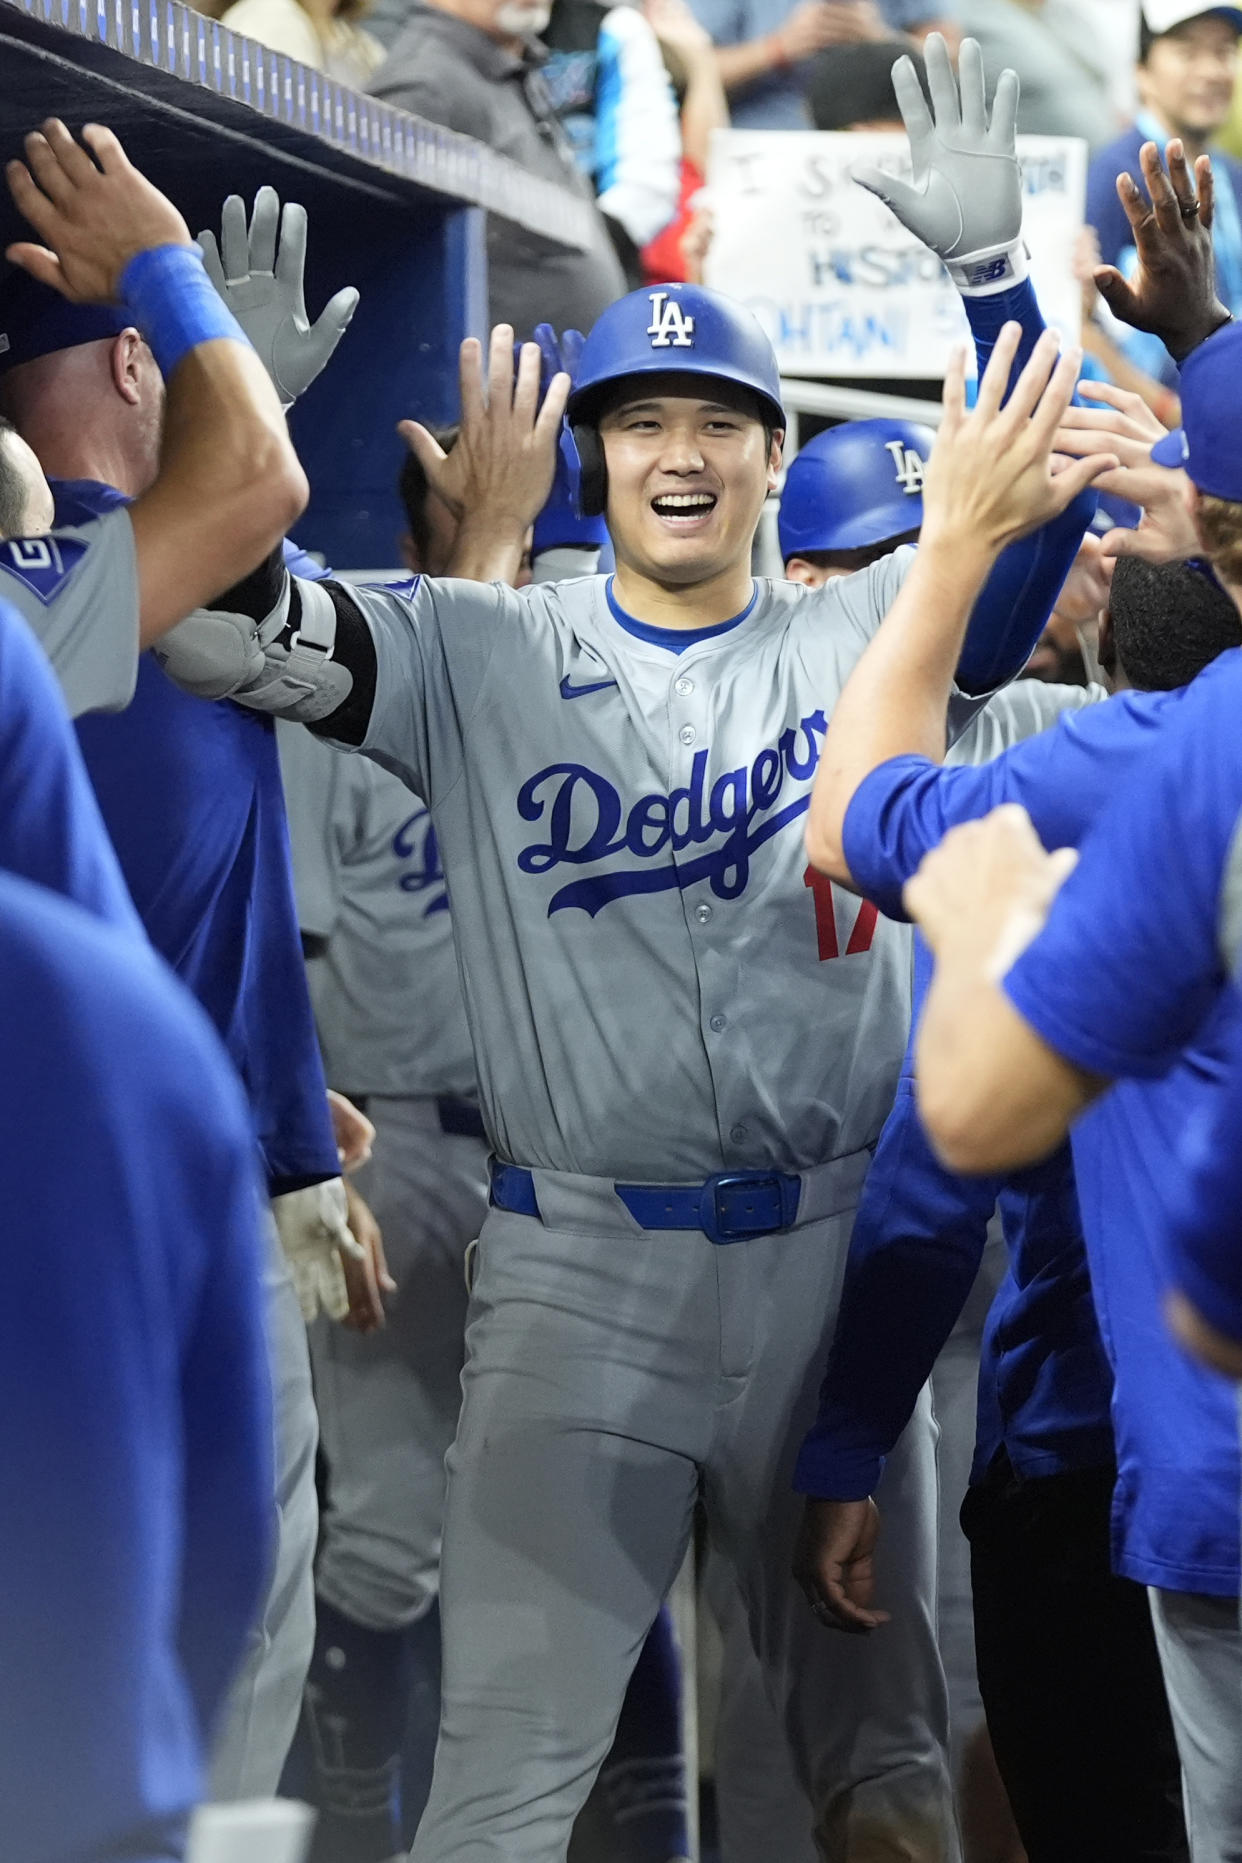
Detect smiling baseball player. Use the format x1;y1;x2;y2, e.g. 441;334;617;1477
154;39;1114;1860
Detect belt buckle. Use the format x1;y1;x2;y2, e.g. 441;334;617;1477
700;1171;792;1245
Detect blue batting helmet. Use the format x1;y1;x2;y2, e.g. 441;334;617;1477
567;284;785;515
778;418;935;561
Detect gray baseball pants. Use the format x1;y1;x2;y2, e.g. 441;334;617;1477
312;1096;490;1631
411;1154;956;1863
1148;1586;1242;1863
209;1221;319;1799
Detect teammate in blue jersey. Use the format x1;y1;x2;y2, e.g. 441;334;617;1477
152;41;1130;1861
803;214;1242;1855
798;560;1242;1863
0;207;348;1800
906;663;1242;1863
0;869;273;1863
779;405;1209;1860
0;120;312;720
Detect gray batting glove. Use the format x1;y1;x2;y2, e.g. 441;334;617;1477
271;1179;367;1326
852;35;1024;295
198;187;360;408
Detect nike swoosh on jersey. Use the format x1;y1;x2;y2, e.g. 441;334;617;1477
559;675;618;700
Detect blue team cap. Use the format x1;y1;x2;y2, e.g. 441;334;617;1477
1151;322;1242;499
0;267;132;378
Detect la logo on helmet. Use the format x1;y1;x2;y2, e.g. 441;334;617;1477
647;291;695;349
884;440;926;495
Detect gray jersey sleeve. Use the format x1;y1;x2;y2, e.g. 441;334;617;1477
342;574;524;803
0;510;140;719
947;678;1107;766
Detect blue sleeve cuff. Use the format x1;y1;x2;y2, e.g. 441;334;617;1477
841;756;934;921
793;1432;885;1501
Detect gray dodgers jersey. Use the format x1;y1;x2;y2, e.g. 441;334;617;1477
279;723;476;1099
0;510;140;718
331;552;997;1180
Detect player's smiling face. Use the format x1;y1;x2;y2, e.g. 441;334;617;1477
598;377;782;589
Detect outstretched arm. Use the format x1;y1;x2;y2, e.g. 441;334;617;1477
809;126;1223;884
792;1063;996;1633
155;325;568;743
806;326;1115;879
853;36;1096;697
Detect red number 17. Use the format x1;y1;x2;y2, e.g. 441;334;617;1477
803;865;878;962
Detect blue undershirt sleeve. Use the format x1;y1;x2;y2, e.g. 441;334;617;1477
955;278;1097;695
794;1037;998;1499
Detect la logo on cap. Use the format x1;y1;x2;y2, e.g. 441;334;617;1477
647;291;695;349
884;440;925;494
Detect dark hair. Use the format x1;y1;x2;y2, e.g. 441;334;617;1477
784;529;921;574
1106;552;1241;690
0;416;31;541
397;424;459;562
807;42;930;132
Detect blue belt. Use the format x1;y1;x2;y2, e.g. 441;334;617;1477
489;1161;801;1245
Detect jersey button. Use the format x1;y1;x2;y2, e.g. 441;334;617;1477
729;1124;747;1144
679;724;696;745
710;1014;727;1032
695;903;713;923
675;676;694;697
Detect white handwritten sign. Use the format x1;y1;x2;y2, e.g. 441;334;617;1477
704;131;1087;379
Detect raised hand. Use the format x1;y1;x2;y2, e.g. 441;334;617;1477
921;324;1118;560
399;324;570;539
851;35;1023;288
1093;140;1230;362
1055;379;1200;563
6;119;192;302
199;188;359;409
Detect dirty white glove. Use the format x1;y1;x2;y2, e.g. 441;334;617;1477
851;34;1025;295
271;1178;366;1324
198;187;359;408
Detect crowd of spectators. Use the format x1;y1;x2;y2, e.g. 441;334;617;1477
203;0;1242;406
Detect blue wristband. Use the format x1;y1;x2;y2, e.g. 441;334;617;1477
117;244;251;382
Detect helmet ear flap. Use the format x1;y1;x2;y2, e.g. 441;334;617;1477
572;423;607;518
